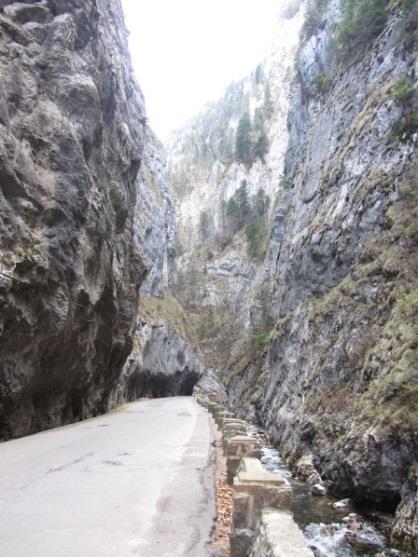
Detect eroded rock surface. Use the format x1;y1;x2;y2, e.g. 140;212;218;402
169;0;418;550
0;0;151;438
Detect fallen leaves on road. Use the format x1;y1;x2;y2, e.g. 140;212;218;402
213;471;233;557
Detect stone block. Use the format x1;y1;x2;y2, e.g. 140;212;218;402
225;436;262;458
231;528;255;557
227;455;242;485
249;510;314;557
214;410;233;427
231;457;292;552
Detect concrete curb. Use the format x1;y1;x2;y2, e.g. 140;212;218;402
194;394;314;557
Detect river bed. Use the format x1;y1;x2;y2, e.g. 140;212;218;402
249;431;400;557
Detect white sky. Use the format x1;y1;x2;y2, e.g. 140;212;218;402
121;0;281;141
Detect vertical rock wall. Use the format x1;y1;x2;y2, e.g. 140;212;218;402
169;0;417;550
228;1;418;551
0;0;148;438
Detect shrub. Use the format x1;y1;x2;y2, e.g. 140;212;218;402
405;219;418;241
391;75;418;141
391;75;416;104
252;132;269;161
335;0;388;57
393;114;418;140
303;5;325;38
250;331;270;350
312;74;333;95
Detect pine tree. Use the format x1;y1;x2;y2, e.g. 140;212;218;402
252;132;269;161
235;113;252;164
264;84;274;119
254;64;263;85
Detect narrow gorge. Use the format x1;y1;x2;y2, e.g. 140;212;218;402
0;0;417;556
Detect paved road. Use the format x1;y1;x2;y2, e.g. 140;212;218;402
0;397;215;557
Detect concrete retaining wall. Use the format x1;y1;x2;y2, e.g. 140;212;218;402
195;394;313;557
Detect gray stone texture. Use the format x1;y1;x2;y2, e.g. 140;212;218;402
0;0;148;438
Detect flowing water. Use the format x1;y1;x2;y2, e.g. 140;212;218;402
249;433;394;557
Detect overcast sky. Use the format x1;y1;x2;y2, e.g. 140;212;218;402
121;0;280;141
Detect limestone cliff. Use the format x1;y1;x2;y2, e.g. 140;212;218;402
115;126;203;404
0;0;201;440
170;0;418;551
169;5;304;370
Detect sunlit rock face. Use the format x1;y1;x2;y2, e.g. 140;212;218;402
168;0;417;550
134;128;176;298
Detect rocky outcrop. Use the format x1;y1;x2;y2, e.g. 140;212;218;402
118;124;203;403
392;466;418;555
0;0;151;439
134;128;176;297
0;0;204;441
170;5;305;371
228;0;418;550
169;0;418;551
113;294;203;403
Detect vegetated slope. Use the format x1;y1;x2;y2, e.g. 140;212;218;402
169;6;304;371
170;0;418;552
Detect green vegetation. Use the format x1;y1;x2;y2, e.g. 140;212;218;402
199;210;211;241
335;0;388;57
235;113;253;165
312;74;333;95
234;110;270;167
222;184;269;260
391;75;416;104
245;218;267;260
399;164;418;241
391;75;418;141
225;181;251;232
249;331;270;349
138;294;198;345
361;281;418;432
252;132;269;161
302;0;329;37
303;9;323;37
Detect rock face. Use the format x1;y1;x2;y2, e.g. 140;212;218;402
169;0;418;550
0;0;202;440
114;125;203;405
0;0;149;438
170;6;304;370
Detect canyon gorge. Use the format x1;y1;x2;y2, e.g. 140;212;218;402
0;0;417;555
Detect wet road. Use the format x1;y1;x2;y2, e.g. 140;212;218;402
0;397;215;557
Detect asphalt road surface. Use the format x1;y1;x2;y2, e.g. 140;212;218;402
0;397;216;557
